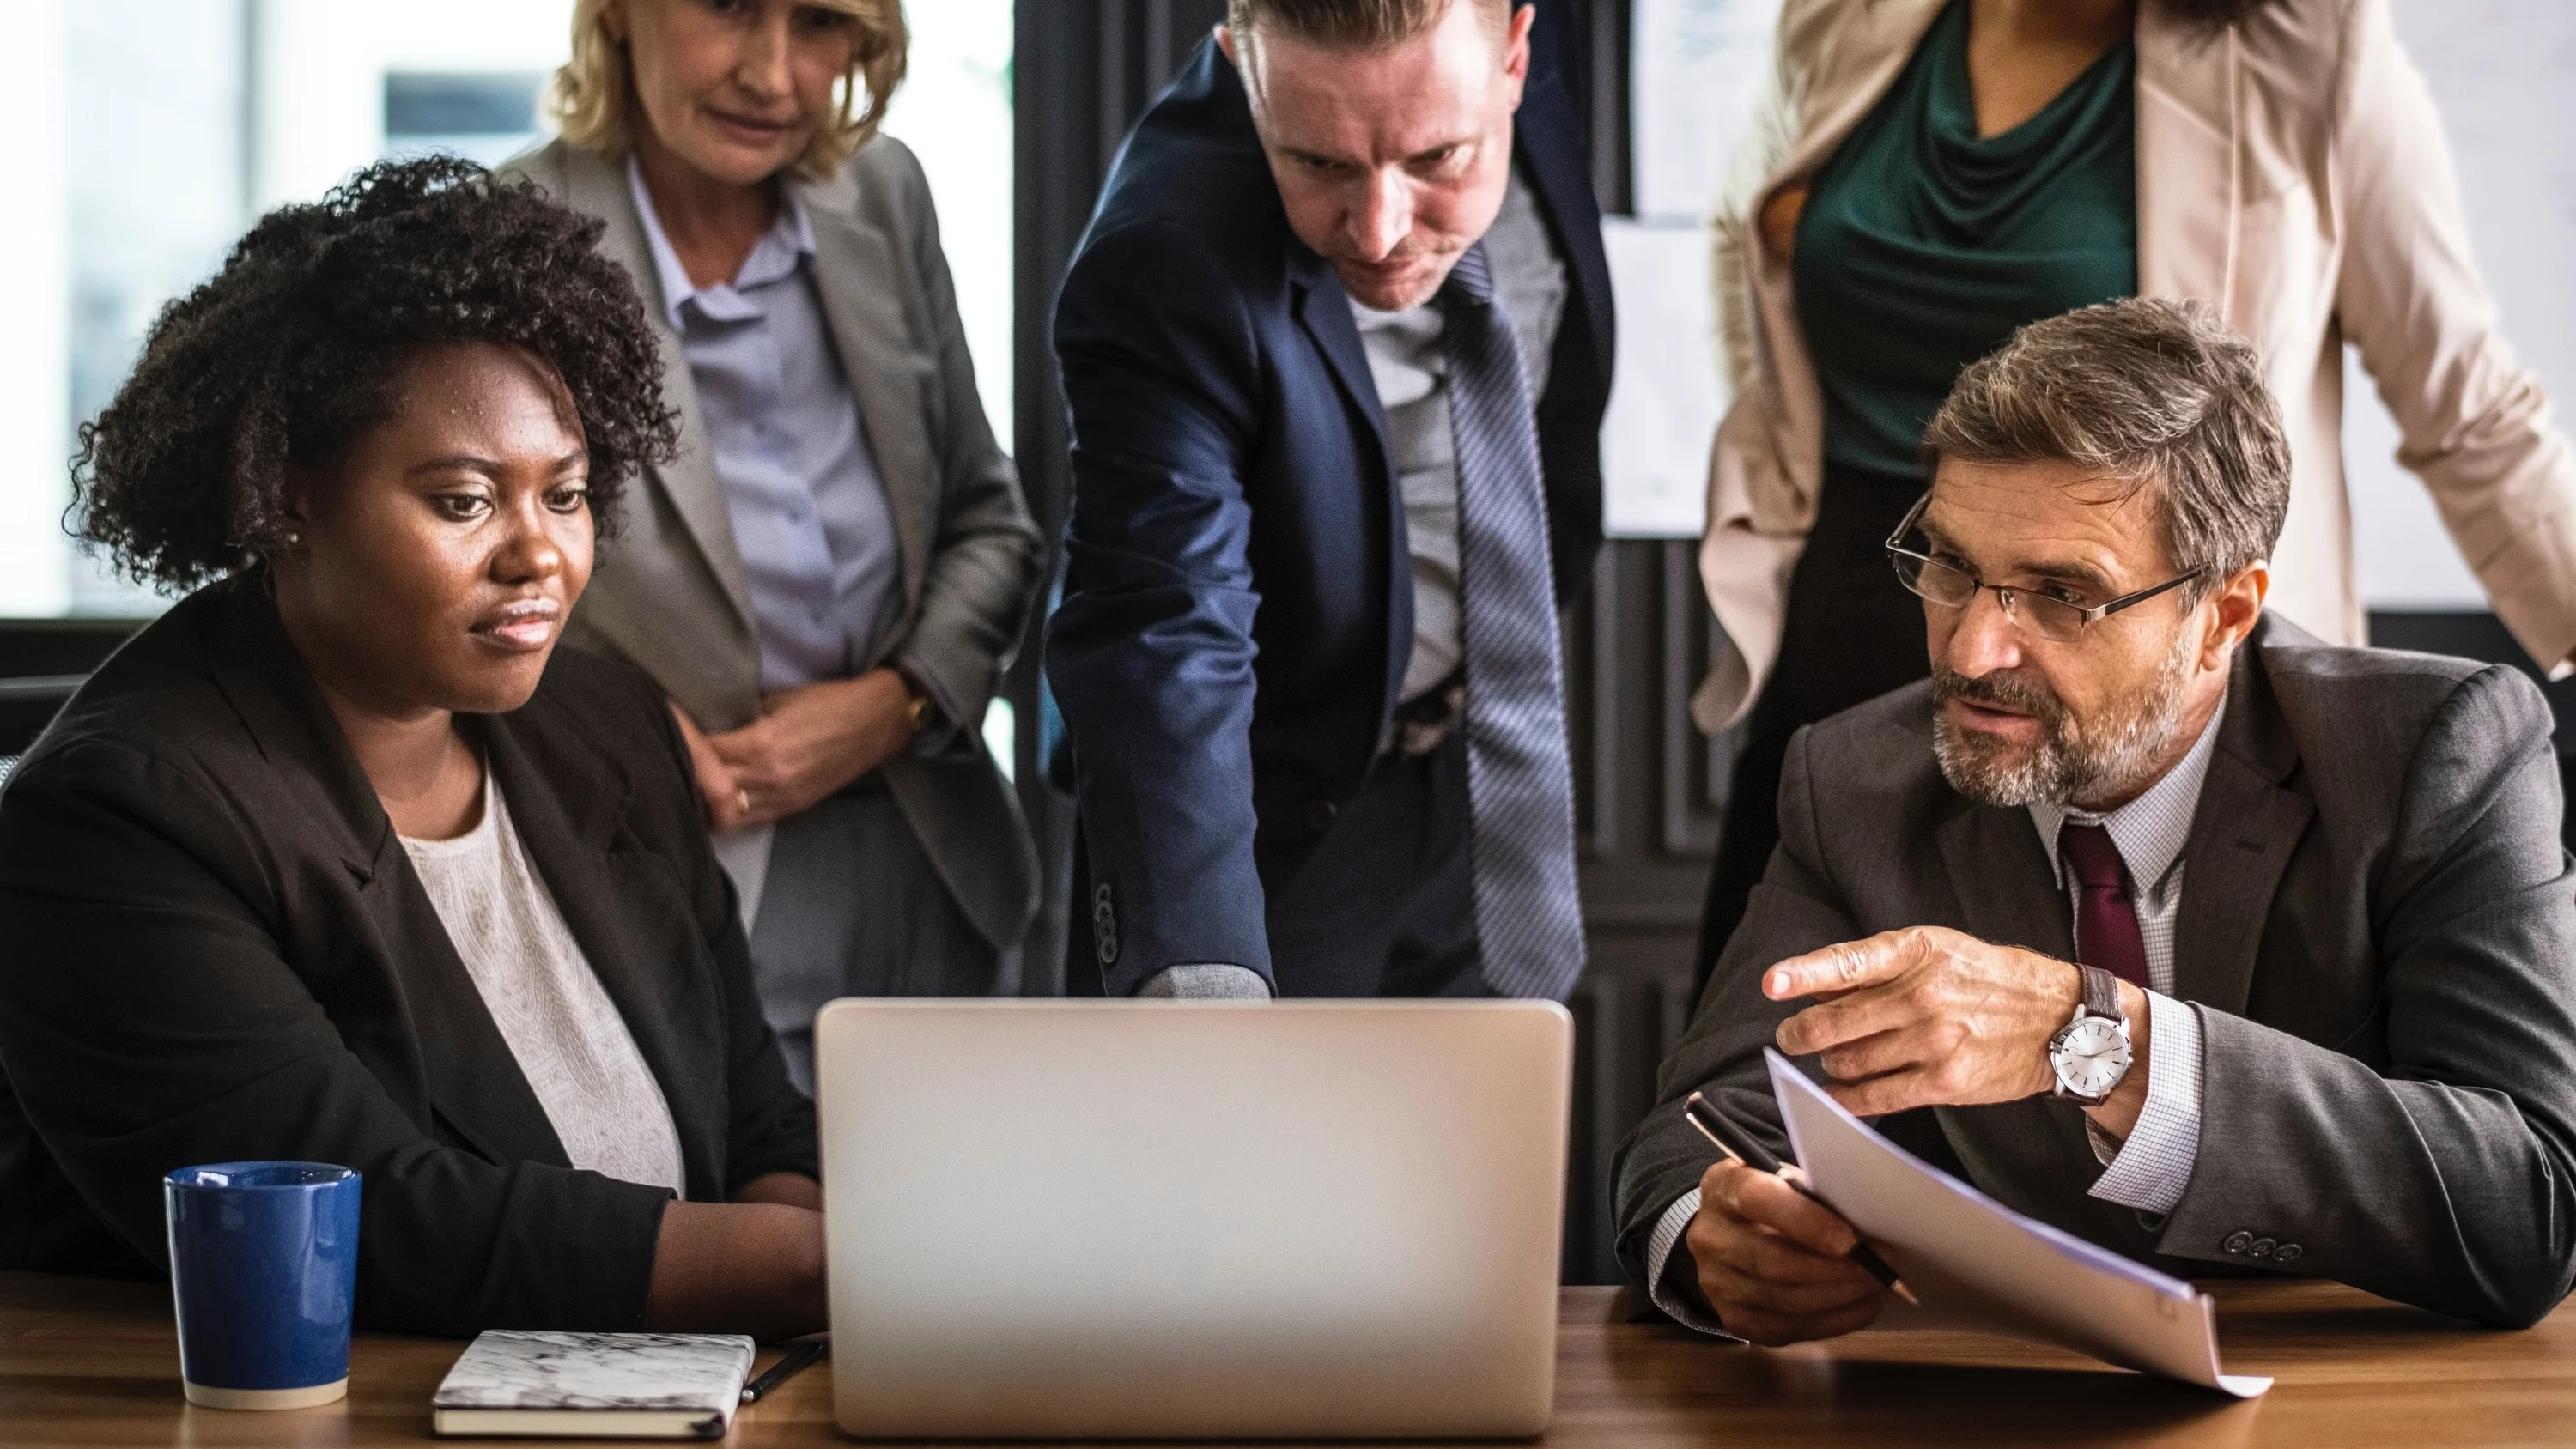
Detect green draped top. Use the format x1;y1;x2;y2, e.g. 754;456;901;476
1793;0;2138;481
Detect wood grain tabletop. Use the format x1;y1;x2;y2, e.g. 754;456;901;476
5;1271;2572;1446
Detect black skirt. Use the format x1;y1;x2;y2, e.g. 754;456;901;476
1694;464;1934;994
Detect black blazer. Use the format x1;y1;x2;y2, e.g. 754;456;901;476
1047;9;1613;991
0;573;816;1334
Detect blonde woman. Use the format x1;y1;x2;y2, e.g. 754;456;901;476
507;0;1041;1084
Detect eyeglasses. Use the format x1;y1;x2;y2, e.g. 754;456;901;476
1882;493;2200;644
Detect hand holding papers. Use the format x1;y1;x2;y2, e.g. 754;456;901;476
1683;1091;1915;1304
1765;1048;2272;1397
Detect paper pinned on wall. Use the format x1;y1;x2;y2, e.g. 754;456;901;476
1631;0;1785;223
1605;0;1780;540
1601;218;1721;539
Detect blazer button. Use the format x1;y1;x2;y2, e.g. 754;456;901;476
2273;1243;2303;1264
2221;1231;2252;1254
1303;798;1339;833
2249;1237;2276;1258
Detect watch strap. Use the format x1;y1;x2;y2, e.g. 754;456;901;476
2075;962;2123;1022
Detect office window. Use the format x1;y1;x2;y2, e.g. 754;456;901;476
4;0;1013;620
885;1;1016;452
384;71;551;167
57;2;252;615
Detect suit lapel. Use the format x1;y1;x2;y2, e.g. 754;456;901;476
1934;802;2075;961
2134;0;2242;319
800;168;939;627
1289;247;1411;720
479;712;727;1198
562;143;758;634
1764;0;1946;199
1290;250;1394;470
204;574;397;888
373;845;575;1172
1756;0;2242;322
2172;634;2312;1015
1510;58;1612;387
1929;796;2126;1243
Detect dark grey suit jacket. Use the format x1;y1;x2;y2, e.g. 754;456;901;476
502;136;1041;951
1617;615;2576;1327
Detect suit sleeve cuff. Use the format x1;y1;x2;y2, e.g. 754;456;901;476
1643;1188;1738;1338
2087;991;2204;1216
892;654;969;756
1135;963;1273;1000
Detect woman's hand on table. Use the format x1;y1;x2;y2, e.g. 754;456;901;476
648;1173;827;1339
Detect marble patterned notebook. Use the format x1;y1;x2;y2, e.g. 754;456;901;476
432;1331;758;1439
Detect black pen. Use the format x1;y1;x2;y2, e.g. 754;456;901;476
741;1338;828;1404
1684;1091;1918;1307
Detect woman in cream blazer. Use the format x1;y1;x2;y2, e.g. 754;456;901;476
1693;0;2576;980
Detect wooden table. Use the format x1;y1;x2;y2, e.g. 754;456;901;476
6;1272;2573;1447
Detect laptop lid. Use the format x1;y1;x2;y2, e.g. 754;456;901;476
815;999;1571;1439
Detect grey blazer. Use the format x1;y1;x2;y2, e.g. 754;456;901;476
1617;615;2576;1328
502;136;1042;951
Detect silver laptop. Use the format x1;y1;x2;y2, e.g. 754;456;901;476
813;999;1571;1439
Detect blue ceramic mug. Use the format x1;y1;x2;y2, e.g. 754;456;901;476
163;1161;362;1410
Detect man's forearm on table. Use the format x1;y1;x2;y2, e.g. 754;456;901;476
1643;1188;1736;1338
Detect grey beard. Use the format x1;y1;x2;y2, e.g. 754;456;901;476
1932;634;2195;809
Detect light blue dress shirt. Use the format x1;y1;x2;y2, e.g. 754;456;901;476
629;160;905;694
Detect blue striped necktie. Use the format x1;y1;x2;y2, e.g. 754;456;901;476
1435;243;1585;1001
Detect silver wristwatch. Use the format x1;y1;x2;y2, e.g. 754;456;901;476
2047;964;2133;1105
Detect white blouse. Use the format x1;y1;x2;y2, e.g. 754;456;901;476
401;773;687;1196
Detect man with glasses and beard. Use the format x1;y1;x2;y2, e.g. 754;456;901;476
1615;297;2576;1343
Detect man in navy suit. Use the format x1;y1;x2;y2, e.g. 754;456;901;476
1048;0;1613;999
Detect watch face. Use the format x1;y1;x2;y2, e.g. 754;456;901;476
2050;1016;2132;1099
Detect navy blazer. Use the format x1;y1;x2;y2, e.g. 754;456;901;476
1048;15;1613;994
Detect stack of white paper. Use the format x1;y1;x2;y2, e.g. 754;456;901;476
1765;1048;2270;1397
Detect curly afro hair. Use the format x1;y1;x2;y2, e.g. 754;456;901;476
76;154;678;591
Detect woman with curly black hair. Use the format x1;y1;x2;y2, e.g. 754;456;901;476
0;155;826;1337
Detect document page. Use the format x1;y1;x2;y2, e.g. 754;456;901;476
1765;1050;2270;1397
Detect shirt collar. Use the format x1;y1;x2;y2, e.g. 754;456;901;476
2028;689;2228;895
626;154;816;329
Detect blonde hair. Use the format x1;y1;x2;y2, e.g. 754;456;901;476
550;0;908;181
1225;0;1506;49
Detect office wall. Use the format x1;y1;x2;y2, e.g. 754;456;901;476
0;3;70;616
2346;0;2576;609
4;1;1012;623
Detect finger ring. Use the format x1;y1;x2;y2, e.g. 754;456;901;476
736;787;752;814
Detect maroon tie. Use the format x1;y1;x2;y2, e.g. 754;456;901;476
2058;822;2148;988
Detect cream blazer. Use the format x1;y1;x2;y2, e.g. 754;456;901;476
1693;0;2576;731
